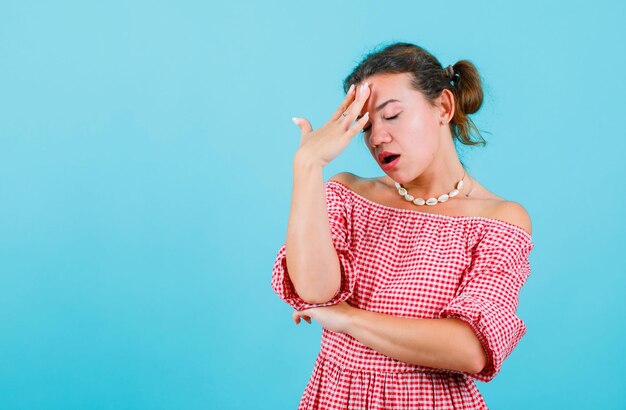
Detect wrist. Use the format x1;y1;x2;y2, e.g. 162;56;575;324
294;150;324;170
343;304;362;335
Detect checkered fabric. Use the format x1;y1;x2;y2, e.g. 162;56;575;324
271;180;534;410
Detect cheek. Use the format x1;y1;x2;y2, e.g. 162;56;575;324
402;124;440;159
404;112;432;131
405;113;439;142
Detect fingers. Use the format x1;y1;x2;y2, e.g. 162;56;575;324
292;310;312;325
344;112;369;140
291;117;313;137
294;315;312;324
330;83;356;121
340;82;370;125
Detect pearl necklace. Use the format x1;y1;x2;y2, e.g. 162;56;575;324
394;171;468;206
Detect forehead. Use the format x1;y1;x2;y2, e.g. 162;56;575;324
362;72;414;91
361;73;414;97
359;72;423;113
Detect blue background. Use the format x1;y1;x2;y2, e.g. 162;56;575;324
1;1;624;409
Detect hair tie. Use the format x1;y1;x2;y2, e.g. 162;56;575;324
444;65;459;85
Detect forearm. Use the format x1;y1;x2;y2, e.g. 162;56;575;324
345;308;488;374
285;153;341;304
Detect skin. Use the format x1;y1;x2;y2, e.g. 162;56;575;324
290;72;532;375
361;72;464;199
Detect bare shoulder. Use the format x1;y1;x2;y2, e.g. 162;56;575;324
491;201;533;236
470;178;532;235
328;172;362;188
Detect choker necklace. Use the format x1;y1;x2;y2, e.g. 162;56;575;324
393;171;468;206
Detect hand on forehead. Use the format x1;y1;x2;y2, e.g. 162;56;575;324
358;73;414;116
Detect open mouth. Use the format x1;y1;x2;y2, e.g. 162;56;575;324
382;154;400;164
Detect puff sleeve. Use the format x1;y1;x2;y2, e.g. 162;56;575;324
271;181;358;311
438;223;534;383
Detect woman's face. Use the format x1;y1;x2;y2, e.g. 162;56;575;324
358;72;443;182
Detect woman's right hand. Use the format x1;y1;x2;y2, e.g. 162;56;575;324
292;82;371;168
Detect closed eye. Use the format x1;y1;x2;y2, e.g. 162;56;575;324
361;113;401;133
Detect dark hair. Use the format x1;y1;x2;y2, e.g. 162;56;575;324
343;42;486;147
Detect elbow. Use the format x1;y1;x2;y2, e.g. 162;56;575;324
469;362;486;376
286;251;343;305
468;348;489;375
293;272;342;305
449;319;489;374
299;283;341;305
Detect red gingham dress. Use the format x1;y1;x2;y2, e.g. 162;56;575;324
271;180;534;410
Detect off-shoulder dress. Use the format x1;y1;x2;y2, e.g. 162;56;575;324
271;180;534;410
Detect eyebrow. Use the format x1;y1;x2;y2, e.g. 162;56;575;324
356;99;401;120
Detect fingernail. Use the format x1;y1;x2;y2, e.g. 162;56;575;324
348;84;355;93
291;117;299;124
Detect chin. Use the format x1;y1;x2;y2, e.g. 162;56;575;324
391;171;423;185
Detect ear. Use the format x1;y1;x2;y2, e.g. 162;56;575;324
437;89;455;124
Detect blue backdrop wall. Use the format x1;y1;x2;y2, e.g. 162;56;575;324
1;1;624;409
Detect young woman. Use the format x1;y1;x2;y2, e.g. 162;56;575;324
271;42;533;409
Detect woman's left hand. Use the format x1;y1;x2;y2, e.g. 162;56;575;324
292;301;355;334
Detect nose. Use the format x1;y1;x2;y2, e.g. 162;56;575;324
367;121;391;149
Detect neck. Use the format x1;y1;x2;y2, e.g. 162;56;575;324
389;134;467;198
